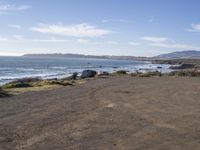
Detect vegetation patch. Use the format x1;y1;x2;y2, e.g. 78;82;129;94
2;77;42;89
167;70;200;77
0;87;9;97
2;77;75;90
112;70;128;76
130;71;162;77
33;79;73;87
3;82;32;89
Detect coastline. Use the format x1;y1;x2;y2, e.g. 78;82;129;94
1;56;200;97
0;56;172;86
1;66;200;97
0;56;166;86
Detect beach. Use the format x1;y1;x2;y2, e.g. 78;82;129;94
1;76;200;150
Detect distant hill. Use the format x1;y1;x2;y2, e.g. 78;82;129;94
155;50;200;59
23;53;149;61
23;51;200;60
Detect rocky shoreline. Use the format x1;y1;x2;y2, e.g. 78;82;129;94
152;59;200;69
1;66;200;98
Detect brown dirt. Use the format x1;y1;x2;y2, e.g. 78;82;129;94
1;76;200;150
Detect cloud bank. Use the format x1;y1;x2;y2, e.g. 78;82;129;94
141;36;200;50
0;4;31;11
187;24;200;32
31;23;111;38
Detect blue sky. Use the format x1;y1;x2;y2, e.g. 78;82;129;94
0;0;200;56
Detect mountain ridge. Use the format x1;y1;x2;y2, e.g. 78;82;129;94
23;53;149;60
23;50;200;60
155;50;200;59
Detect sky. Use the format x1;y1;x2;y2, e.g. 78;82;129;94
0;0;200;56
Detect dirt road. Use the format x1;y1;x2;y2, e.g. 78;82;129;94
1;76;200;150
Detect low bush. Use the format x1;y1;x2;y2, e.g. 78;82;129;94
0;87;9;97
130;71;161;77
112;70;127;75
3;82;32;89
33;79;73;87
168;70;200;77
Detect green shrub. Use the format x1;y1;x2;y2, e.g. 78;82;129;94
112;70;127;75
138;73;151;77
0;87;9;97
33;79;73;87
169;70;200;77
131;71;162;77
3;82;32;89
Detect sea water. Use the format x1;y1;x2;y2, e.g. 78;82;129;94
0;56;171;85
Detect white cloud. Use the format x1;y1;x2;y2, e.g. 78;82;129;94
150;42;191;49
31;23;111;38
107;41;118;45
76;39;90;44
31;39;69;43
76;39;118;45
0;37;8;41
129;42;140;46
0;52;24;56
141;36;200;50
9;24;21;29
13;35;24;40
0;36;69;43
0;4;31;11
141;36;168;43
102;19;132;23
187;24;200;32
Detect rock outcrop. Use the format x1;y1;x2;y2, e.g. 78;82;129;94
81;70;97;78
97;71;109;76
169;63;195;69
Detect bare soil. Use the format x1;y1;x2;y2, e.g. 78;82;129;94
1;76;200;150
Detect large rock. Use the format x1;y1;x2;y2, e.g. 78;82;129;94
63;72;78;80
112;70;127;75
81;70;97;78
97;71;109;76
169;63;195;69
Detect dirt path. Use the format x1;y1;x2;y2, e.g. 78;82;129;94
1;76;200;150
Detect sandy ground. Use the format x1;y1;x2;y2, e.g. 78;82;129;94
1;76;200;150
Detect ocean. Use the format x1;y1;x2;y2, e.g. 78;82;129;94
0;56;171;85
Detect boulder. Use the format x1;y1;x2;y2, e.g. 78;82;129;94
97;71;109;76
71;72;78;79
113;70;127;75
63;72;78;80
81;70;97;78
169;63;195;69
